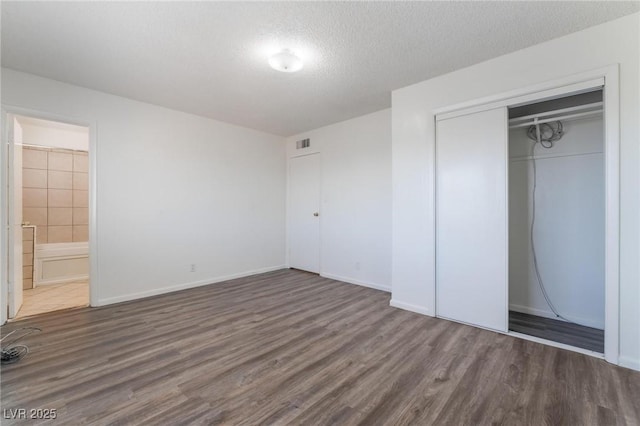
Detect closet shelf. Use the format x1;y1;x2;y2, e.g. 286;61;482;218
509;102;603;129
510;150;604;162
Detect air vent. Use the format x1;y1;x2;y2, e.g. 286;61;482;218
296;138;310;149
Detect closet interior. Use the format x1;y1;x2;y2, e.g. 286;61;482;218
507;90;605;353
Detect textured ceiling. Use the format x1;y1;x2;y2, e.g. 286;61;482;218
2;2;638;136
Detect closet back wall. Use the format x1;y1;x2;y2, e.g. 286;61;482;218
509;115;604;329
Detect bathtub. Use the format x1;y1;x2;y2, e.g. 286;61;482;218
34;242;89;286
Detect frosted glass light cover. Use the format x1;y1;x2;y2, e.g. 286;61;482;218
269;50;303;73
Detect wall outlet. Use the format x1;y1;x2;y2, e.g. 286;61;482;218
355;262;361;271
190;264;196;272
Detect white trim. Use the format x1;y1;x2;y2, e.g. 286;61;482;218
432;115;438;321
602;65;620;365
97;265;286;306
503;106;510;333
508;331;604;359
432;64;620;364
434;73;605;119
0;110;6;325
1;110;14;323
1;104;98;312
390;299;433;316
89;119;98;307
509;304;604;330
320;273;391;293
619;356;640;372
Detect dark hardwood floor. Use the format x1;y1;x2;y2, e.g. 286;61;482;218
1;269;639;425
509;310;605;353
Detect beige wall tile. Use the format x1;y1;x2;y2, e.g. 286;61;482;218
22;228;34;241
48;189;73;207
72;225;89;242
73;172;88;190
23;253;33;266
48;208;73;226
73;154;88;172
23;265;33;279
48;151;73;171
23;207;47;226
73;190;88;208
48;226;73;243
36;226;48;244
21;240;34;255
22;148;47;169
23;188;48;207
23;168;48;188
23;279;33;290
73;207;89;225
48;170;73;189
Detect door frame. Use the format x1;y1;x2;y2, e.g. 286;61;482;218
4;114;23;319
433;65;620;365
1;105;99;324
286;152;322;273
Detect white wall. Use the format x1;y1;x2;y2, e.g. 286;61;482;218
17;116;89;151
392;13;639;369
509;116;605;329
1;68;286;305
286;109;392;292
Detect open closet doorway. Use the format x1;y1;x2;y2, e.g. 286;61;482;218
508;91;605;353
6;114;91;320
434;66;619;364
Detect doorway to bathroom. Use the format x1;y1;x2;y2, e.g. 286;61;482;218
6;114;91;319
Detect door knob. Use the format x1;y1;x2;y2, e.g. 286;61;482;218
313;212;319;217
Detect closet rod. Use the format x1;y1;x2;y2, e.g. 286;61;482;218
509;101;603;124
509;109;602;129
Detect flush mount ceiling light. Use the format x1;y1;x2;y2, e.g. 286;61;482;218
268;49;303;73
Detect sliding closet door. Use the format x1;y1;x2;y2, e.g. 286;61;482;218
436;107;508;332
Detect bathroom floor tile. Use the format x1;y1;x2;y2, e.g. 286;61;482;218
15;281;89;319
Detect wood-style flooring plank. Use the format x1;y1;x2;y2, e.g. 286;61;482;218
1;269;638;425
509;310;605;353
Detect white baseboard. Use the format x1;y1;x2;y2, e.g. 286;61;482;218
509;303;604;330
320;273;391;293
389;299;433;316
619;355;640;372
97;265;287;306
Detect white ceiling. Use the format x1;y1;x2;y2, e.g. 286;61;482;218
2;2;638;136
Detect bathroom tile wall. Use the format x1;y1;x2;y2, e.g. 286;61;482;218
22;227;34;289
22;146;89;254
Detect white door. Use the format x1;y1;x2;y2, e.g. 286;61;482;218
8;116;24;318
289;153;320;273
436;107;508;332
